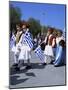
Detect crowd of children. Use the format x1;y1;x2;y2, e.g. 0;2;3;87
10;21;66;71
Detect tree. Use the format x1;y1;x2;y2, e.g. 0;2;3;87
27;18;41;38
41;25;48;35
9;4;22;37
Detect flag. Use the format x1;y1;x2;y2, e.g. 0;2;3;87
23;31;33;49
25;31;33;41
10;33;16;48
34;45;44;62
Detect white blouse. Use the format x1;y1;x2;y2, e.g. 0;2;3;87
56;36;64;44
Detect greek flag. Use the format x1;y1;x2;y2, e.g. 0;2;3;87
24;31;33;49
34;45;44;62
10;33;16;48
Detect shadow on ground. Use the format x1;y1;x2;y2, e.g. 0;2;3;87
10;63;46;75
10;75;29;85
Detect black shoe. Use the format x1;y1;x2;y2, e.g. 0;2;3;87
54;64;60;67
13;63;18;67
50;61;54;64
15;67;20;71
25;65;32;69
42;63;47;66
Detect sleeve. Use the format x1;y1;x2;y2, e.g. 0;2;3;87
52;38;56;47
17;34;23;48
44;36;47;43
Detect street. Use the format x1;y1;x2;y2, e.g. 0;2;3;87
9;50;66;89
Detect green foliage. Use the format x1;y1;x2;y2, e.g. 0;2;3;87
9;5;63;38
27;18;41;38
42;25;48;35
9;4;21;32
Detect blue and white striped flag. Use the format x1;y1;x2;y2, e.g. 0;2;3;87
34;45;44;62
25;31;33;41
10;33;16;48
23;31;33;49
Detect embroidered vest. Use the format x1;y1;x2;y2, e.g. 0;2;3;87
46;34;56;46
16;31;22;44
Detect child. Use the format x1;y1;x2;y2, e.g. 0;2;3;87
10;23;23;71
44;27;56;64
53;31;66;66
17;21;33;70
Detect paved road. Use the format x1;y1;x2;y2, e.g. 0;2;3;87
9;50;66;89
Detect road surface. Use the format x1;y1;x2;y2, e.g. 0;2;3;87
9;50;66;89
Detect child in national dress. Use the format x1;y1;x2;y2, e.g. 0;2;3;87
17;21;33;70
53;31;66;66
43;27;56;64
10;23;23;70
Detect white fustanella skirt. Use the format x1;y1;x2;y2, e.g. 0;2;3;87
18;44;31;60
44;44;54;57
44;45;54;63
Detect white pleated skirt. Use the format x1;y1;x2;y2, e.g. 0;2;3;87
11;44;21;55
18;44;31;60
44;45;54;57
44;45;54;63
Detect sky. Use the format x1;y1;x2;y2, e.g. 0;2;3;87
9;1;66;31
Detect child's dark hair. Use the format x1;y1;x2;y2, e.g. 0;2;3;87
59;40;65;47
20;21;30;28
48;27;54;34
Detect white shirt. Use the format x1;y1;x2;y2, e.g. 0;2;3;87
56;36;64;44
